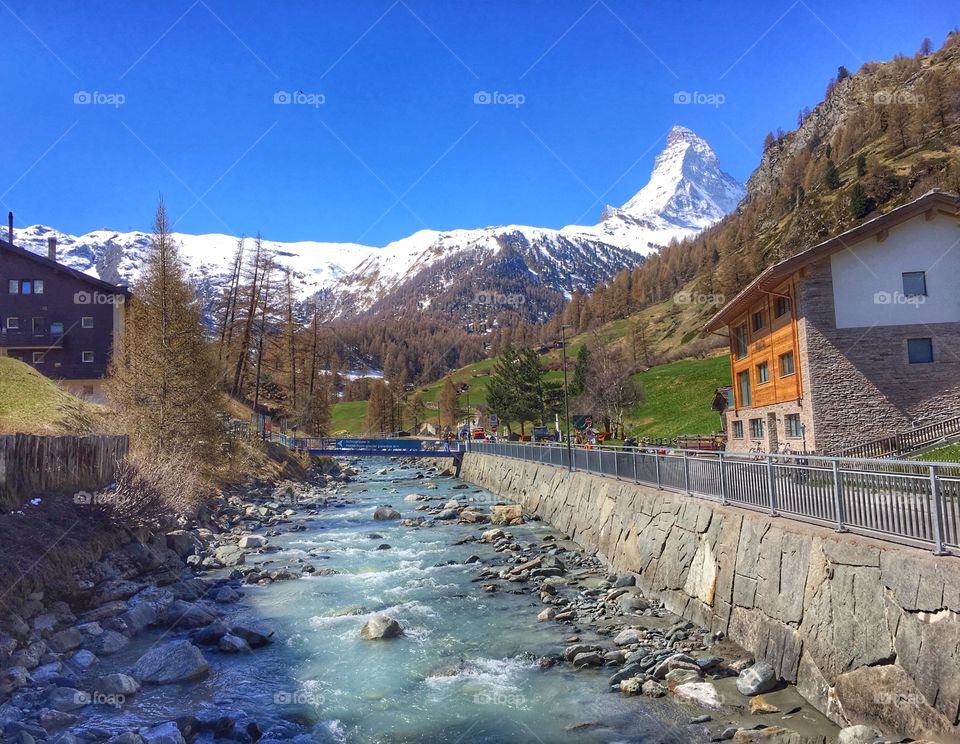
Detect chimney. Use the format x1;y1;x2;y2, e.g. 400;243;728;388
7;212;11;245
47;236;57;262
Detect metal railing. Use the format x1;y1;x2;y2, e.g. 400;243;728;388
833;415;960;459
467;441;960;555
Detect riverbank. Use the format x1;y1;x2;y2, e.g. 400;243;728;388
0;457;844;743
459;451;959;743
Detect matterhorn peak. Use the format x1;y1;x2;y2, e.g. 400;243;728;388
604;125;744;233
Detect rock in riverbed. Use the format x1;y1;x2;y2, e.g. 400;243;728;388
373;506;401;521
736;661;777;696
360;615;403;640
132;640;209;684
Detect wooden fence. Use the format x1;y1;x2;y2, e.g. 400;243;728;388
0;434;129;510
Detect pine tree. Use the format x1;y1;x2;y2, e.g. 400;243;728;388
570;345;589;397
849;182;872;218
824;159;841;189
108;200;225;472
855;153;867;177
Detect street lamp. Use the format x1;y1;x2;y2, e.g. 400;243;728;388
560;324;574;471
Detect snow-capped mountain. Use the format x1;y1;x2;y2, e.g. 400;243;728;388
10;125;743;323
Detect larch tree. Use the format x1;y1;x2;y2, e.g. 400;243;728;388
440;378;460;427
108;200;225;472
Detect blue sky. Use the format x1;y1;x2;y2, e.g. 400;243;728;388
1;1;955;245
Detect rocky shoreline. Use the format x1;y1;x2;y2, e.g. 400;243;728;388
0;458;905;744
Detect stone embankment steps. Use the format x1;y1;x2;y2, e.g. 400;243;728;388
460;452;960;742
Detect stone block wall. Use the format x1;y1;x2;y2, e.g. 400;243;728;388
461;453;960;741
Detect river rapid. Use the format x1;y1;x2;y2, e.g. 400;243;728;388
78;458;709;743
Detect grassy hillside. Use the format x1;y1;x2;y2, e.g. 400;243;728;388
0;358;114;435
330;352;729;438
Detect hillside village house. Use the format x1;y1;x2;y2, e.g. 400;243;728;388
0;225;129;402
705;190;960;455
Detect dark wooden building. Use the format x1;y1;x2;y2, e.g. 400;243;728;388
0;226;130;400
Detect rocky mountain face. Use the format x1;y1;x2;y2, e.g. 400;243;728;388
10;126;743;325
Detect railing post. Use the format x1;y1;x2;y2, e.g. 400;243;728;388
683;450;691;495
930;465;948;555
655;453;662;489
718;453;727;505
615;449;620;480
831;459;847;532
633;451;638;483
766;455;778;516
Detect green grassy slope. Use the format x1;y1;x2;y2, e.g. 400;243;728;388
330;353;729;438
0;358;113;435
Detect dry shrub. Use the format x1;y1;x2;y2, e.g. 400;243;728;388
96;456;206;532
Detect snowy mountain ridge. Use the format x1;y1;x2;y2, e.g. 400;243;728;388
10;126;744;321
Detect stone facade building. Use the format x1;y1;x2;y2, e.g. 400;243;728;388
705;190;960;454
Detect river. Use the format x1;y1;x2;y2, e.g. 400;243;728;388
78;459;708;743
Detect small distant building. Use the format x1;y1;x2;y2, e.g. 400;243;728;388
705;190;960;454
0;226;130;401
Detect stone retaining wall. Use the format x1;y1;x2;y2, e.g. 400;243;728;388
460;453;960;741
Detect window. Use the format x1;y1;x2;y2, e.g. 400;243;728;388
750;418;765;439
732;420;744;439
32;352;44;365
902;271;927;297
779;351;795;376
6;317;18;330
751;310;765;333
775;296;790;318
734;324;748;359
786;414;803;439
8;280;18;294
82;351;94;363
907;338;934;364
757;362;770;384
50;322;64;335
737;370;752;407
32;317;44;334
34;280;43;295
21;281;31;295
81;317;94;329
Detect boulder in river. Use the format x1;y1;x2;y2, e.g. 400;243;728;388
238;535;268;549
96;673;141;696
672;681;724;709
373;506;401;521
489;504;523;525
139;721;185;744
214;545;245;567
133;640;209;684
360;615;403;640
228;621;275;647
736;661;778;696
